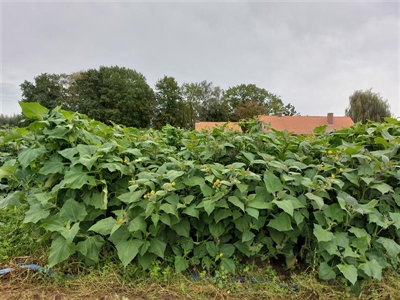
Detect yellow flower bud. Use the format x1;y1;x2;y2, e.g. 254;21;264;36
339;168;344;173
150;190;155;195
328;150;333;155
219;253;223;258
171;182;176;187
117;218;123;223
331;174;335;179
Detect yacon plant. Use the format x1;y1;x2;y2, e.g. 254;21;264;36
0;102;399;292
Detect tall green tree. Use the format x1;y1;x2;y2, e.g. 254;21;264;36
181;81;229;128
222;84;298;118
345;89;392;123
20;73;76;110
153;76;184;129
75;66;155;128
230;101;269;122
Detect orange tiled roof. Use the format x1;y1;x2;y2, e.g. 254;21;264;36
259;115;354;134
195;114;354;134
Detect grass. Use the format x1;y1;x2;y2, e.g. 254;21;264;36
1;207;400;300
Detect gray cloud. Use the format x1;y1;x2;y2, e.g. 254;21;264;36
1;1;399;118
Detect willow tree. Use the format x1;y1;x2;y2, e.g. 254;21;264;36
345;89;392;124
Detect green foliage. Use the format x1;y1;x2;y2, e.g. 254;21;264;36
20;73;76;111
153;76;184;129
1;102;400;291
181;81;229;126
222;84;298;117
75;66;155;128
345;88;392;124
0;205;47;262
0;114;24;127
20;67;156;128
230;101;269;122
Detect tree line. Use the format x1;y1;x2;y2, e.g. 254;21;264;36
3;65;393;128
17;66;298;129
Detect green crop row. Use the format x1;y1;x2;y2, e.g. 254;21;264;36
1;102;399;293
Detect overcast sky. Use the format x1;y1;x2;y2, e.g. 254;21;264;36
1;1;399;118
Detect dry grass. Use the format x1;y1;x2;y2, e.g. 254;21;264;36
2;256;400;300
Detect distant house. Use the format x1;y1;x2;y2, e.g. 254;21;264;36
195;113;354;134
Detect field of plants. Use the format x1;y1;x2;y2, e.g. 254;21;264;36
1;102;400;298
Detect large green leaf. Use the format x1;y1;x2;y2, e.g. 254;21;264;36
99;162;129;174
19;101;49;120
76;235;105;263
264;170;283;193
0;165;18;178
313;224;335;243
166;170;185;182
115;239;144;267
128;216;147;233
62;166;96;189
219;244;235;258
376;237;400;258
38;155;64;175
48;235;75;268
220;257;235;273
206;242;218;257
23;203;50;223
245;207;259;220
183;205;199;218
60;199;87;222
242;230;255;243
209;222;225;238
18;146;47;168
160;203;178;217
305;193;324;210
318;262;336;280
175;255;189;272
76;144;98;157
214;209;233;223
61;222;80;244
118;190;145;204
267;212;293;231
185;176;205;186
200;184;213;197
359;259;382;280
203;200;216;216
389;212;400;229
348;227;371;246
89;217;116;235
0;191;23;208
149;238;167;259
58;148;78;161
370;183;393;194
248;196;273;210
337;264;358;285
272;200;294;216
342;171;359;186
172;219;190;238
228;196;244;211
323;203;344;222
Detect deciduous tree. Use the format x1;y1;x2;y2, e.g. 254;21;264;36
345;89;392;123
153;76;184;129
75;66;155;128
222;84;298;118
20;73;75;110
181;81;229;127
